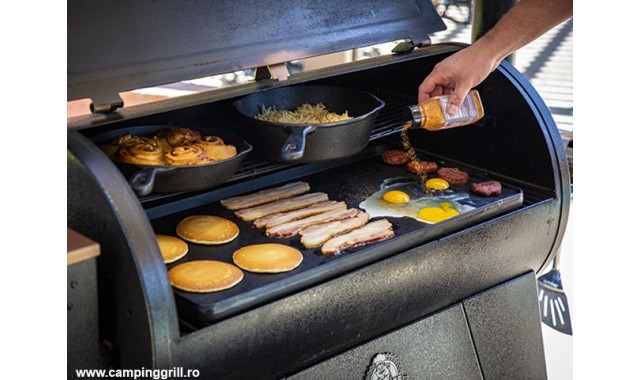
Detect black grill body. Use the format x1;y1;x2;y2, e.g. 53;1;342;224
67;2;569;379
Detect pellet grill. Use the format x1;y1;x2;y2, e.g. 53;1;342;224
67;1;571;379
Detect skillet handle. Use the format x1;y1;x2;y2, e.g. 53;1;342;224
129;167;174;196
281;125;316;161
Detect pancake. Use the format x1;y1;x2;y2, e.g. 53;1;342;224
156;234;189;263
233;243;303;273
176;215;239;245
168;260;244;293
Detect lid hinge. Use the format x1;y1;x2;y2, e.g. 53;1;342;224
254;63;290;81
415;37;432;48
89;93;124;114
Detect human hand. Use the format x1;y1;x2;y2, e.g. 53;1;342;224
418;45;499;115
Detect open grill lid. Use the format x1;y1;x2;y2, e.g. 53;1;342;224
67;0;446;108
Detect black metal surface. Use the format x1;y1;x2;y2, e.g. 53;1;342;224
289;303;482;379
463;271;547;379
153;151;523;325
91;125;252;196
68;0;445;103
232;85;385;162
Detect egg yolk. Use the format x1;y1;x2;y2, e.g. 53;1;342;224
417;202;460;223
426;178;450;190
382;190;410;204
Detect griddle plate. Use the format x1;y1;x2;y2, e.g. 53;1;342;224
152;155;523;326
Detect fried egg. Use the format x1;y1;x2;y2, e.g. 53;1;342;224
360;178;472;224
382;190;410;204
418;202;460;223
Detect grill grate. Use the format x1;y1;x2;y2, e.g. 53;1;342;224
368;95;410;139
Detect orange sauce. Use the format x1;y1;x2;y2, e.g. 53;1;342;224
400;123;432;195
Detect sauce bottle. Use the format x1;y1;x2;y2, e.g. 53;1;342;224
405;89;485;131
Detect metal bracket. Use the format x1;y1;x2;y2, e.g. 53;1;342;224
254;63;290;81
415;36;432;48
89;93;124;114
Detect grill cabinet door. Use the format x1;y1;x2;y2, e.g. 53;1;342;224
288;306;482;379
288;272;546;379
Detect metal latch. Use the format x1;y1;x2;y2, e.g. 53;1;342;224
89;93;124;114
255;63;290;81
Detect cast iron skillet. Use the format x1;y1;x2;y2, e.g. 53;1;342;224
233;85;385;163
92;125;252;196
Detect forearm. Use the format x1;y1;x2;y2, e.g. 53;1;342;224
471;0;573;69
417;0;572;104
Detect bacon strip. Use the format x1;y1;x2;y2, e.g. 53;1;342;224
299;212;370;248
253;201;346;229
220;181;310;211
235;192;328;221
266;208;360;238
321;219;395;255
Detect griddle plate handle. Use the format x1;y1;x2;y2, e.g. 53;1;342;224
280;125;316;161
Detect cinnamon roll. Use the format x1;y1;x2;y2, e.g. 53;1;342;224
157;127;202;147
114;137;164;166
196;139;237;161
201;135;225;145
101;133;136;158
103;127;238;166
164;144;210;166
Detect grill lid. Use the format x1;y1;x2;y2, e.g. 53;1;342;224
67;0;446;106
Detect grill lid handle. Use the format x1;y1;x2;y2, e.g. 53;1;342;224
89;93;124;114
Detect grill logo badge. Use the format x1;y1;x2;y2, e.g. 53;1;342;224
365;353;406;380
